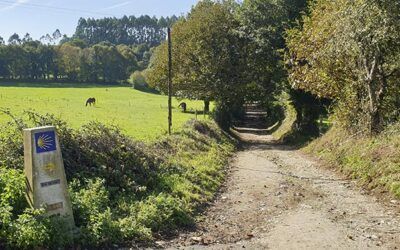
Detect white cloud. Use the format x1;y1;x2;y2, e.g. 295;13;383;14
0;0;30;11
98;1;132;11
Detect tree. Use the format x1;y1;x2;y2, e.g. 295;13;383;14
0;45;9;77
63;38;87;49
59;34;72;44
236;0;289;104
40;34;53;45
37;44;57;80
22;33;33;43
130;71;150;91
52;29;62;44
8;33;21;45
6;45;29;79
287;0;400;134
22;40;42;79
146;1;245;118
117;44;138;76
57;43;81;81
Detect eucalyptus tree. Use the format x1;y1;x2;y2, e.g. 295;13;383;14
7;45;29;79
22;33;33;43
8;33;21;45
74;15;178;46
52;29;62;44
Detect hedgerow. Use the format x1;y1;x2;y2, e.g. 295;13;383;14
0;111;236;248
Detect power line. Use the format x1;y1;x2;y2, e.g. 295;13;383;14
0;0;114;16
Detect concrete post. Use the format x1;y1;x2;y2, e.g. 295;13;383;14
23;126;74;228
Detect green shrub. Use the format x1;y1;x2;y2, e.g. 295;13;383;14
129;71;147;88
129;71;158;93
118;215;153;241
136;193;192;232
0;112;235;248
69;178;110;226
69;122;161;195
81;208;123;246
69;178;123;246
0;205;12;240
0;167;27;214
7;208;50;249
47;215;75;248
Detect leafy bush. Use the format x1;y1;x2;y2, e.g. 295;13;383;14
0;167;75;249
69;178;110;227
70;123;162;195
82;208;123;246
118;215;152;241
129;71;158;93
0;205;12;240
136;193;192;232
8;209;50;249
129;71;146;88
0;167;27;214
0;111;235;248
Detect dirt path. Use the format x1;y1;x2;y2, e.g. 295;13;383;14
166;112;400;250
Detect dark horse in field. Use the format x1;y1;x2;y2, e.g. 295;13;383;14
86;97;96;106
178;102;187;112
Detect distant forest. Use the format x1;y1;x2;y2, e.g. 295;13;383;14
73;15;179;46
0;15;179;83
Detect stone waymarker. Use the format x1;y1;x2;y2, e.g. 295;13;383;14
24;126;74;227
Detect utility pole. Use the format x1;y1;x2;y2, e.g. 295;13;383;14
167;27;172;135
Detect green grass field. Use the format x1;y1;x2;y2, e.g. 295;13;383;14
0;82;210;141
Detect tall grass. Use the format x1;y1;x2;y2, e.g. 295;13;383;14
305;124;400;198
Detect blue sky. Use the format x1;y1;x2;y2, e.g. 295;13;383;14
0;0;198;40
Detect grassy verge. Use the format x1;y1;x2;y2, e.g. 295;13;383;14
272;98;297;141
0;112;236;248
305;124;400;199
272;95;331;147
271;95;315;146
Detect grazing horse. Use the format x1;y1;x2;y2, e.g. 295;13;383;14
178;102;187;112
86;97;96;106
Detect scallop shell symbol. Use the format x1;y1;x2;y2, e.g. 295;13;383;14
37;134;53;150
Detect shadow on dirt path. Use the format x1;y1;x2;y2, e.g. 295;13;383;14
165;107;400;250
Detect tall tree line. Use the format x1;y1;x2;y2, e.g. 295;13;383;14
73;15;179;46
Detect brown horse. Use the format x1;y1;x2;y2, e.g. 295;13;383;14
86;98;96;106
178;102;187;112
